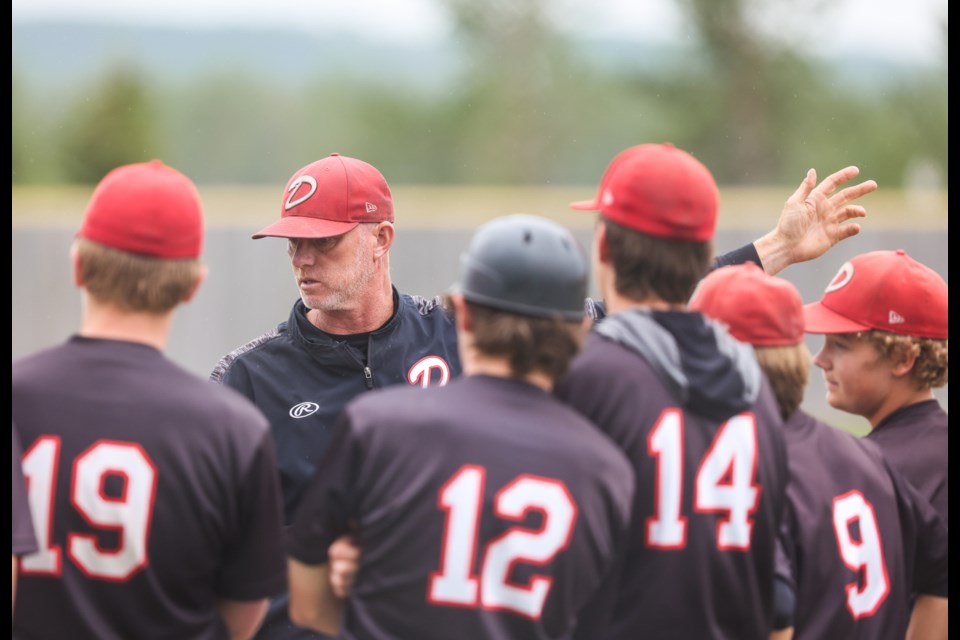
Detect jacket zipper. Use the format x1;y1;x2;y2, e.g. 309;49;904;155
363;366;374;390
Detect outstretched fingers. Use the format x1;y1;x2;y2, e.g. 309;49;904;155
829;179;878;208
834;220;862;241
813;166;861;197
835;204;867;223
788;168;818;204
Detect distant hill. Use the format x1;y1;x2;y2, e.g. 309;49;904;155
13;20;936;96
12;22;465;94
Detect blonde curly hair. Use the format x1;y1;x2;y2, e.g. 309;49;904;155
862;330;948;389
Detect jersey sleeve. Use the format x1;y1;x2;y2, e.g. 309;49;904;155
890;460;949;598
12;426;38;557
214;430;288;600
712;243;762;271
286;412;362;566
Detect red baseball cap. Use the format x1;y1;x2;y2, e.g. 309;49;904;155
77;160;204;259
689;262;805;346
803;250;947;339
252;153;394;239
570;143;719;242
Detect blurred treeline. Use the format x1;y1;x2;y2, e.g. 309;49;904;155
11;0;947;188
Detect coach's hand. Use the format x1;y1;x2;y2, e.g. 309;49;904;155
754;166;877;276
328;534;361;599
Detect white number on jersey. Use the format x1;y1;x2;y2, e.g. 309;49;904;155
428;465;577;619
833;491;890;618
20;436;158;581
646;410;760;550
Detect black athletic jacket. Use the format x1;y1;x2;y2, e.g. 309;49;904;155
211;288;461;525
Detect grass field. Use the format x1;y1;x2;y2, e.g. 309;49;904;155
11;184;949;230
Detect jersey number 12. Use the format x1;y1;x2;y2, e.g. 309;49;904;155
427;465;577;620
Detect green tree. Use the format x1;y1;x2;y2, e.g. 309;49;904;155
439;0;590;183
59;65;157;184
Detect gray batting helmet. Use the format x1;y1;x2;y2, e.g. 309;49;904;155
455;214;588;321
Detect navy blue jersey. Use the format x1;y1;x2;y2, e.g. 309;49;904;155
12;426;38;558
865;399;948;528
555;309;789;640
288;375;635;640
12;336;287;640
778;410;948;639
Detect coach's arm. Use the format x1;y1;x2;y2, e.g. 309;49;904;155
906;595;948;640
217;597;270;640
288;533;360;634
288;558;343;635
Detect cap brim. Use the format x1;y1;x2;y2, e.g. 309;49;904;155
251;216;359;240
802;301;871;334
569;199;601;211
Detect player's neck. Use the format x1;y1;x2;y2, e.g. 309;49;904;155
867;386;936;428
461;351;553;392
79;297;173;351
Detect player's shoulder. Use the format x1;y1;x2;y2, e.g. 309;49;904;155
210;325;286;383
12;341;69;378
402;292;453;319
799;411;882;463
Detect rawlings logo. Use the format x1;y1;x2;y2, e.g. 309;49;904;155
408;356;451;389
285;175;318;211
289;401;320;418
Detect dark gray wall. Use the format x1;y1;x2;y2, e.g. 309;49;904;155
12;227;947;435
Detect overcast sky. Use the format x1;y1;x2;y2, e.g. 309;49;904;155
11;0;947;64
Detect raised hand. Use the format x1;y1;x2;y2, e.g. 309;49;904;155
754;166;878;275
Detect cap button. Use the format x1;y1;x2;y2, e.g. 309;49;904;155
895;249;905;255
330;153;340;157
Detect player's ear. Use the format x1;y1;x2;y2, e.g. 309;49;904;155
450;293;472;333
594;219;610;264
373;222;394;259
182;264;208;303
888;340;919;379
70;242;84;288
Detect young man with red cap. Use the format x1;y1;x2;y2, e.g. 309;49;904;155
11;161;288;640
690;262;948;640
212;151;876;639
553;143;793;639
803;250;949;529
